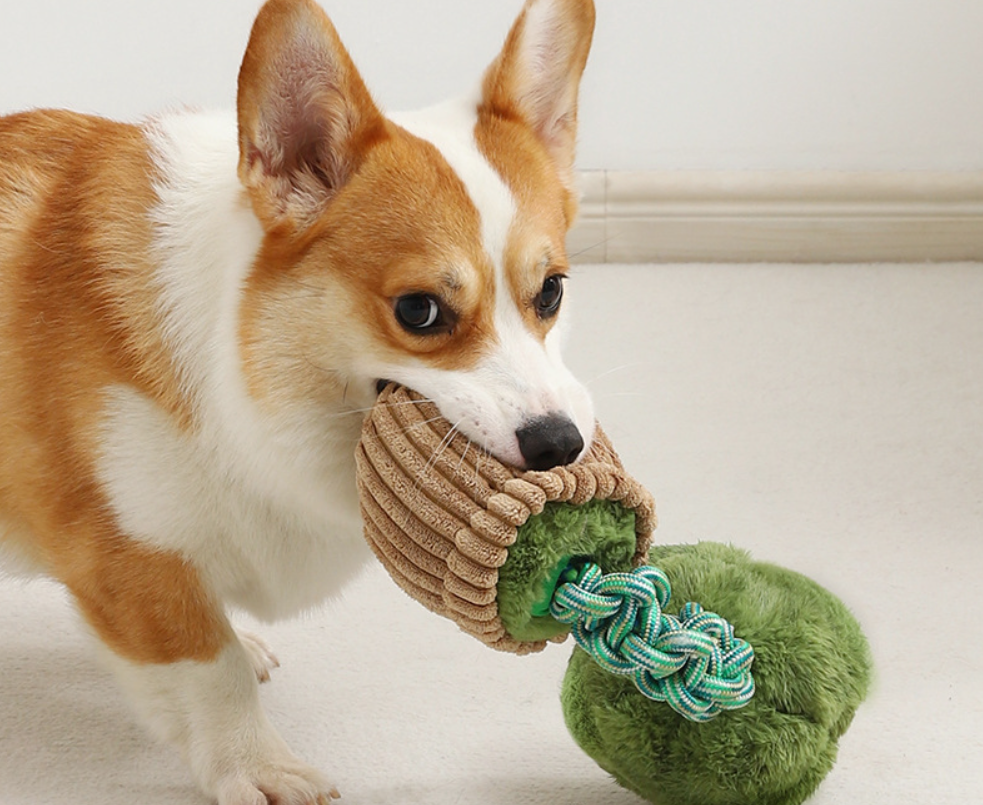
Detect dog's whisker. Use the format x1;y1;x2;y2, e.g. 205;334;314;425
407;419;462;496
401;413;449;431
566;235;618;261
455;438;472;476
473;443;493;488
583;362;641;387
425;422;456;464
385;397;437;409
424;420;461;476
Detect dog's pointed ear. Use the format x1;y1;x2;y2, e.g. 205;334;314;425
237;0;386;232
480;0;595;190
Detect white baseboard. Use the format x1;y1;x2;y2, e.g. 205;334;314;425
567;170;983;263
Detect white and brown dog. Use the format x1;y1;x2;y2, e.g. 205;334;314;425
0;0;595;802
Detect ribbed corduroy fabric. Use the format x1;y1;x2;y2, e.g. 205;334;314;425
355;385;656;653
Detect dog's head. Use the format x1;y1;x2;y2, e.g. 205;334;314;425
236;0;595;471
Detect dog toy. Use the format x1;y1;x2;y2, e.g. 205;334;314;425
355;384;657;654
561;541;872;805
355;384;872;805
548;558;755;722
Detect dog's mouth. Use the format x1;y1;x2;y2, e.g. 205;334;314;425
370;378;588;472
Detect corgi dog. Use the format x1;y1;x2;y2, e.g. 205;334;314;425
0;0;595;801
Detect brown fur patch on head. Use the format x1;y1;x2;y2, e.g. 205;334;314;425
470;0;595;341
238;123;502;412
475;109;573;342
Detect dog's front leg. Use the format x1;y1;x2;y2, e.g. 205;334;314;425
104;638;338;805
67;540;338;805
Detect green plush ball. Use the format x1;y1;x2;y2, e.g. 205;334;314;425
560;542;873;805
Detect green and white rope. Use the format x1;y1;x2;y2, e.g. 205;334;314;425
549;562;755;722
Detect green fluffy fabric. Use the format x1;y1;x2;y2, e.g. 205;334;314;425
561;542;873;805
497;499;638;642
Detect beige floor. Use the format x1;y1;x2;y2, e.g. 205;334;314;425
1;262;981;804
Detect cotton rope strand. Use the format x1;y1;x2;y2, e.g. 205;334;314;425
549;563;756;722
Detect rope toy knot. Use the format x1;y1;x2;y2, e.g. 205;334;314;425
550;563;755;722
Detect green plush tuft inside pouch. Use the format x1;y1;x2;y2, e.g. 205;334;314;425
496;498;639;642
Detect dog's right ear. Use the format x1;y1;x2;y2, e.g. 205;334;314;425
237;0;386;233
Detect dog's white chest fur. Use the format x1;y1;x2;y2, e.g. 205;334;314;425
98;385;369;619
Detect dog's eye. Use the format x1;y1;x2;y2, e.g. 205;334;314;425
395;294;443;332
535;275;565;319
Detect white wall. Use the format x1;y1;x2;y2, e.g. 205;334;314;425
1;0;981;172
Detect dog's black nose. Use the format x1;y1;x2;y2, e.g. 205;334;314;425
516;414;585;471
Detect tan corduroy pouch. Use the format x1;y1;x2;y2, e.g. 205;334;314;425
355;385;656;654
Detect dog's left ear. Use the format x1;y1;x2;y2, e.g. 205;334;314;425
481;0;595;190
237;0;386;233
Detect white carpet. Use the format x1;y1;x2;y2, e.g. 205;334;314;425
2;262;981;804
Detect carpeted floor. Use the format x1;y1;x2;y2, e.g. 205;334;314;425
1;262;981;804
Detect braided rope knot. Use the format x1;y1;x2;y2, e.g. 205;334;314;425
550;563;755;722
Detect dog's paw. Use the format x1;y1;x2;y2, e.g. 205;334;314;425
236;630;281;683
216;761;341;805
